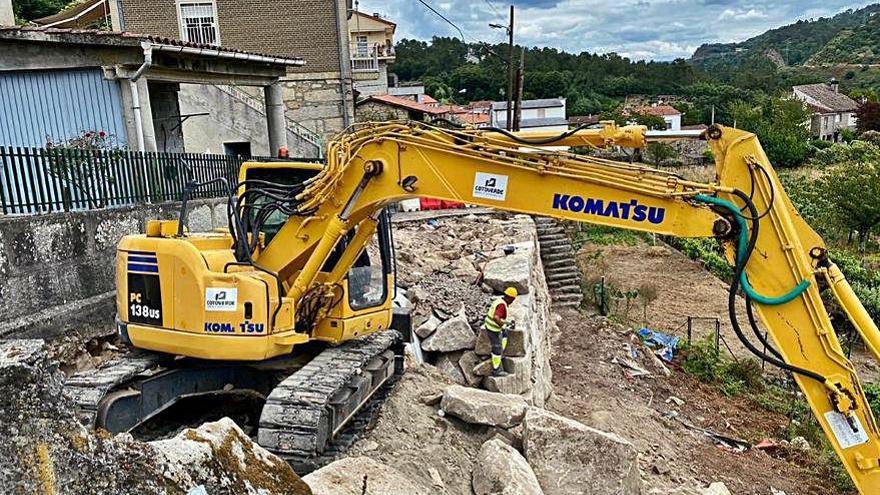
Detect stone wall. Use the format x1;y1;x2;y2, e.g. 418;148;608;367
0;199;227;341
394;213;555;407
282;71;354;139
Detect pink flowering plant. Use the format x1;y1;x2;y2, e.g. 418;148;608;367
45;130;124;209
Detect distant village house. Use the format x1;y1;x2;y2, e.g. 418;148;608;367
793;79;859;141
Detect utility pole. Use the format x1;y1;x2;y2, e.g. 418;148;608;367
513;47;525;131
506;5;514;130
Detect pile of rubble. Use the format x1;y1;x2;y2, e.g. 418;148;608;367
310;373;641;495
394;212;554;405
0;339;311;495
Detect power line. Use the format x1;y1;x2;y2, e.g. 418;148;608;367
416;0;467;42
482;0;502;17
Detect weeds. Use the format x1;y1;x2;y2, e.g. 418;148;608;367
570;225;647;250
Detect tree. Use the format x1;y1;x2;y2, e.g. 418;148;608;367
630;112;667;130
645;142;679;166
816;141;880;248
12;0;65;22
728;97;812;168
856;102;880;133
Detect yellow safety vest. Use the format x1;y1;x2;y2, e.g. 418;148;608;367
484;297;507;333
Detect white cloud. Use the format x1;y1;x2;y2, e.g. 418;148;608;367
357;0;873;61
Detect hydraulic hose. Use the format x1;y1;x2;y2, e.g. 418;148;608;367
694;191;827;385
694;194;810;305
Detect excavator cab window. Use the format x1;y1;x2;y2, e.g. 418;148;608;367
347;209;394;311
242;164;321;245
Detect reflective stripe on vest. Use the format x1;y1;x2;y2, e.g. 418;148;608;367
484;297;506;333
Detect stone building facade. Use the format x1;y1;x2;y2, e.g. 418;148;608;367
115;0;354;140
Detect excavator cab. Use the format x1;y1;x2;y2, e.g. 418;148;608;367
115;160;397;362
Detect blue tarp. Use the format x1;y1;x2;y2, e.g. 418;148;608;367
638;327;680;362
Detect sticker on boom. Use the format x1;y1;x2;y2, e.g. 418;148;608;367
205;288;238;312
473;172;508;201
552;194;666;225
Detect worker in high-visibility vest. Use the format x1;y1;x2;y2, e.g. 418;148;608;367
484;287;518;377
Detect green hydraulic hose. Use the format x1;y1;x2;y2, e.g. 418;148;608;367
695;194;810;306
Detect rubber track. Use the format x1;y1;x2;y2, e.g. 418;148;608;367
62;352;167;427
257;331;402;472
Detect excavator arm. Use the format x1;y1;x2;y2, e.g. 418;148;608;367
243;121;880;492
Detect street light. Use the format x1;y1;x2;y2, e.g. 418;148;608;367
489;23;509;32
489;6;515;129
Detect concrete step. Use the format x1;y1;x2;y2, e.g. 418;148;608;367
538;233;567;241
550;283;582;293
548;279;581;289
534;217;556;224
542;252;573;263
552;294;583;303
537;229;565;237
553;300;582;308
544;267;580;277
543;258;578;269
539;238;570;248
540;245;572;255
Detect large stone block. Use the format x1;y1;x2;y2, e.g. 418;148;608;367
458;350;484;386
440;385;528;428
304;456;429;494
421;306;476;353
483;356;531;395
523;408;640;495
483;250;531;295
473;439;544;495
435;351;466;385
475;327;528;357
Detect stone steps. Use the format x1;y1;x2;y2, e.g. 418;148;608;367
534;217;583;309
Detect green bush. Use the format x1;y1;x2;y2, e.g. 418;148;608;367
812;139;834;150
570;225;646;249
665;237;733;280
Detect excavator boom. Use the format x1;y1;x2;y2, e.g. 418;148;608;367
109;120;880;489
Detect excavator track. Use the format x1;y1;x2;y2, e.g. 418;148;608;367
258;330;404;473
63;351;169;427
63;331;404;474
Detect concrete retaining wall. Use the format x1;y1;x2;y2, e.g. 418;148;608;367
0;198;227;341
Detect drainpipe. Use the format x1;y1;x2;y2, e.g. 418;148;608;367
333;0;352;128
130;43;153;152
130;43;153;199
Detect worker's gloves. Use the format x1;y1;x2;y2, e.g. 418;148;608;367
503;320;516;331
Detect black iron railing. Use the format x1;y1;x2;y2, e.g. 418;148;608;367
0;147;270;214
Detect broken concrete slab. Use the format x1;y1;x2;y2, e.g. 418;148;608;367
151;418;311;495
523;408;640;495
473;439;544;495
421;306;476;353
304;457;430;494
441;384;528;428
483;247;531;295
415;314;442;339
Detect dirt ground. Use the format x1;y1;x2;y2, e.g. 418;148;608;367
547;308;842;495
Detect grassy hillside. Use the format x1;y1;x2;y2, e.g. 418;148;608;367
691;5;880;72
808;13;880;65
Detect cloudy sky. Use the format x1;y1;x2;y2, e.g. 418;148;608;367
355;0;874;60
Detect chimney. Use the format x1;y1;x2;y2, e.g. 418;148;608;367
0;0;14;26
829;78;840;93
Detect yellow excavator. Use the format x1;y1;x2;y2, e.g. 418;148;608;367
65;120;880;491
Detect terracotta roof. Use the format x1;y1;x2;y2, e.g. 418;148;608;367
421;95;438;105
634;105;681;117
794;83;858;113
0;26;305;65
358;94;448;115
351;11;397;29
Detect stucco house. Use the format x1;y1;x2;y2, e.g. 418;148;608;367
793;79;859;141
348;11;396;97
490;98;569;133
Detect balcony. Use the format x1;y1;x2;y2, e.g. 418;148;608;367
350;43;395;73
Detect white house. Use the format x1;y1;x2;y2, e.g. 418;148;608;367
793;79;859;141
490;97;569;133
633;105;682;131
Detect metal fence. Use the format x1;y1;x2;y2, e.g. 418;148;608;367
0;146;264;214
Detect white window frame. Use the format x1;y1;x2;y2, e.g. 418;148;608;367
176;0;221;46
355;35;369;57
